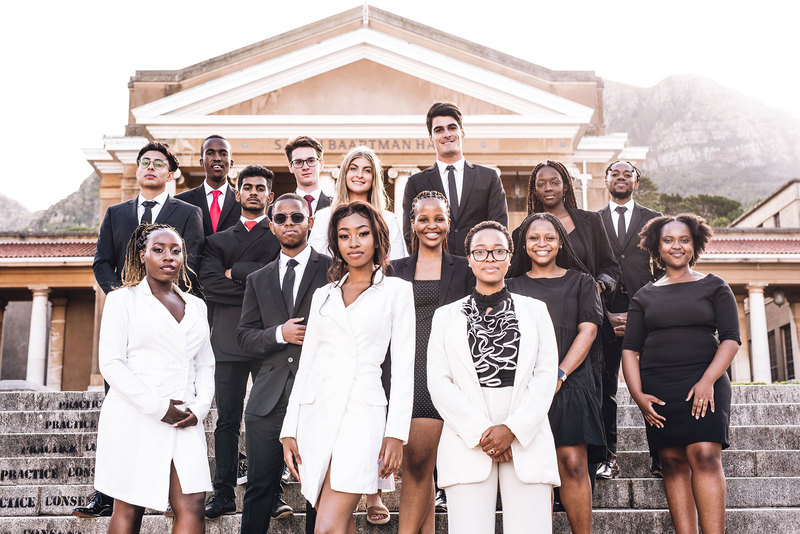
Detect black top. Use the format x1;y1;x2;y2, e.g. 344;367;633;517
463;288;520;388
622;274;741;371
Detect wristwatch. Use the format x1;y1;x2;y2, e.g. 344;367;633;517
557;368;567;382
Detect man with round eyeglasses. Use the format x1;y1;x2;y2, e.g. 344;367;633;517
283;136;332;217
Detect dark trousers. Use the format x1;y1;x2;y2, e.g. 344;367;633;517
600;321;624;458
241;380;316;534
213;359;262;500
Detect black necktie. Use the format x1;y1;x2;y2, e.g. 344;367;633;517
141;200;157;224
282;259;299;315
615;206;627;244
446;165;459;222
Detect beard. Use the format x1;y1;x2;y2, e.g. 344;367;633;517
610;188;632;200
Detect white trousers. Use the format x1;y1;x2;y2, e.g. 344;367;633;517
445;387;553;534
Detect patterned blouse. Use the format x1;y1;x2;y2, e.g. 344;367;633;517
462;288;521;388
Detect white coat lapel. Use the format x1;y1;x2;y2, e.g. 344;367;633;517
447;303;482;386
511;295;536;407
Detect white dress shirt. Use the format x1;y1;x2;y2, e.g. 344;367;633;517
274;244;313;344
137;191;169;223
239;214;267;227
204;181;227;211
296;187;322;213
609;199;636;238
436;159;465;206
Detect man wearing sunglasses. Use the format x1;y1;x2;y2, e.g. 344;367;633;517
176;135;242;236
268;136;331;220
198;165;283;520
238;193;331;534
79;142;204;518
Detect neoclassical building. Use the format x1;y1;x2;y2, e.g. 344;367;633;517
1;6;797;390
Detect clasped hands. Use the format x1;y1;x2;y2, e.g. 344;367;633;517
161;399;198;428
633;378;715;429
480;424;514;463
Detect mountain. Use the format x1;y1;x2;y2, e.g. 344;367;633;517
25;172;101;232
603;75;800;206
0;195;33;231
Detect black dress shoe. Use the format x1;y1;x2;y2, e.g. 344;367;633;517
434;489;447;513
205;494;236;519
72;491;113;518
596;457;620;479
650;456;663;478
271;498;293;519
553;499;565;513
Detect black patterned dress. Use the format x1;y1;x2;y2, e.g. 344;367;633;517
412;280;442;419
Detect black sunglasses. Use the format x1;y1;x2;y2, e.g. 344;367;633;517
273;212;307;225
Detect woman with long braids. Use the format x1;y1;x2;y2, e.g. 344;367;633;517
507;213;605;534
389;190;474;534
512;160;619;295
427;221;559;534
94;223;214;534
622;214;739;534
280;201;415;533
309;145;407;260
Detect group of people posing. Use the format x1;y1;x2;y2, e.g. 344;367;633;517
82;102;740;534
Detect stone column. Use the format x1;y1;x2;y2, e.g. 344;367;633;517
46;298;68;391
731;294;752;382
89;284;106;390
26;286;51;385
575;174;592;210
386;166;420;221
319;166;339;199
747;283;771;383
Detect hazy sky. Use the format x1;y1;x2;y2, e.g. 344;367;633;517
3;0;797;211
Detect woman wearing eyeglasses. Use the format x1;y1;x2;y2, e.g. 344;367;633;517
308;145;408;261
427;221;560;534
280;201;415;532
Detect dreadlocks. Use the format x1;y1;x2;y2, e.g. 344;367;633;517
526;160;578;214
604;160;641;181
409;190;450;254
119;223;193;291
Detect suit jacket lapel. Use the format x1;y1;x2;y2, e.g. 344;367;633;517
510;295;534;406
231;222;263;262
293;249;321;315
424;165;447;197
622;204;644;250
315;193;331;213
125;199;139;232
155;196;178;223
401;253;417;281
265;262;289;321
599;206;622;255
218;185;238;225
439;253;456;306
459;161;477;216
447;304;481;385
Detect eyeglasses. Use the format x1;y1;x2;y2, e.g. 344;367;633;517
138;158;168;169
273;212;307;225
290;157;320;169
469;249;510;262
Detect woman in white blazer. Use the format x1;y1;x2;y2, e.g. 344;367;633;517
308;145;408;262
281;201;415;533
427;221;560;534
94;224;215;534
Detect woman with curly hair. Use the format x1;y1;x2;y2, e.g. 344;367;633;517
94;223;214;534
622;214;740;534
280;201;415;533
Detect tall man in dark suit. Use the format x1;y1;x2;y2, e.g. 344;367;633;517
596;160;663;479
402;102;508;256
199;165;282;519
77;142;204;518
237;193;331;534
175;135;241;236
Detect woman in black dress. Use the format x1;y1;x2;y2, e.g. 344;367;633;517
512;160;619;295
622;214;740;534
390;190;474;534
507;213;604;534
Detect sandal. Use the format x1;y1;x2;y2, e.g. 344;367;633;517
366;502;391;525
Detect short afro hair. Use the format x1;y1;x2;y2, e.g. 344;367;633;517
464;220;513;256
638;213;713;268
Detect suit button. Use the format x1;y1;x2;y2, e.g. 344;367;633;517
288;357;294;363
621;254;625;259
453;228;459;233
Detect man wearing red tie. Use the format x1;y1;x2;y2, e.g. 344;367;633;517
176;135;242;236
198;165;283;520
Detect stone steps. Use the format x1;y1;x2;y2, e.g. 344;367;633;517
2;508;800;534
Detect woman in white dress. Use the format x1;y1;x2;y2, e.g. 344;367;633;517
94;223;215;534
427;221;560;534
281;201;415;533
308;145;408;262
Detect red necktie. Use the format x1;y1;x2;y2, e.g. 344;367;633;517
210;190;222;233
304;194;314;215
244;220;257;231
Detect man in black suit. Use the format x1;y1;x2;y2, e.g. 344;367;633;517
77;142;203;518
266;136;331;220
199;165;282;519
175;135;241;236
402;102;508;256
237;193;330;534
596;160;663;479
